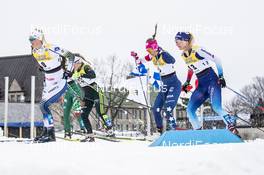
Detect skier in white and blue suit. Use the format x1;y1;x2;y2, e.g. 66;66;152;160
29;28;75;142
132;38;181;134
175;32;239;135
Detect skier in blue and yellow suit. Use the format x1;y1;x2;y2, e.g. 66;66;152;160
175;32;238;135
132;38;182;134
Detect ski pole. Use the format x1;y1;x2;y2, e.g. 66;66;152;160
235;115;264;133
226;86;251;103
226;86;264;111
133;59;152;118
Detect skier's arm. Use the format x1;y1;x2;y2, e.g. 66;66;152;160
186;68;194;83
182;68;194;93
82;65;96;79
197;47;226;88
161;52;175;64
51;46;75;72
131;51;146;65
61;50;75;72
79;65;96;85
197;48;223;77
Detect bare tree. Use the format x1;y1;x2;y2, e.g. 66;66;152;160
225;76;264;114
92;55;133;123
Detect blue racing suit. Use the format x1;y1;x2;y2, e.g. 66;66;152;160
181;45;233;129
150;49;182;130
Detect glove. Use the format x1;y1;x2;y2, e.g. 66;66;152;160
130;51;138;59
131;51;139;60
218;76;226;88
145;54;152;61
182;81;192;93
63;70;72;79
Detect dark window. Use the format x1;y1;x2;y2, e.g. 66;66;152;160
8;127;19;138
22;127;30;138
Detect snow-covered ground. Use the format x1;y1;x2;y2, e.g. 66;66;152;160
0;137;263;175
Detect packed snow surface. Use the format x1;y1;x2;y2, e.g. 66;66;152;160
0;137;263;175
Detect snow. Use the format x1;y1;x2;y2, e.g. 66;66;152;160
0;137;264;175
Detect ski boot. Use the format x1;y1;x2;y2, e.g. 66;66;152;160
75;128;86;134
224;114;240;136
80;128;86;134
64;131;72;139
157;127;163;135
105;126;115;137
34;127;47;142
103;115;115;137
38;127;56;143
227;124;240;136
80;133;95;142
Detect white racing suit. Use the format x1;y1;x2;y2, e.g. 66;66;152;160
32;43;74;128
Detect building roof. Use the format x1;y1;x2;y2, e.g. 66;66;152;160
0;54;44;102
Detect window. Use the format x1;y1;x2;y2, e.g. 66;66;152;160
119;111;123;119
10;94;16;102
119;111;121;119
17;95;21;102
126;111;129;120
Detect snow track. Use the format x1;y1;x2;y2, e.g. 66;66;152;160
0;137;264;175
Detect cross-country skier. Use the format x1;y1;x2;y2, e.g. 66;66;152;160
63;54;86;139
29;28;75;142
175;32;238;134
131;38;182;134
72;55;113;142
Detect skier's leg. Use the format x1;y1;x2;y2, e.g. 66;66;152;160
81;98;94;134
163;78;182;130
77;116;86;132
209;82;239;134
40;83;67;128
38;83;67;142
69;82;85;130
63;89;73;134
187;88;208;130
94;88;112;129
80;99;95;142
209;82;229;124
152;90;166;133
